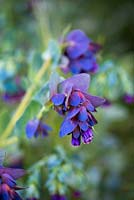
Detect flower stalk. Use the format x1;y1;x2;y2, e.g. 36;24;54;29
1;58;51;140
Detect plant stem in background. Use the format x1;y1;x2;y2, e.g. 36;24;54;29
1;59;51;140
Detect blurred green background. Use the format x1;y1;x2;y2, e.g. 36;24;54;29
0;0;134;199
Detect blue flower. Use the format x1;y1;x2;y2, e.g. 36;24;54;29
60;29;101;74
51;74;105;146
26;118;52;139
0;166;25;200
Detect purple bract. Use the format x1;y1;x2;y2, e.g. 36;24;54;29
51;73;105;146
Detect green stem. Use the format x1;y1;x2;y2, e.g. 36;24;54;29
1;58;51;139
0;137;18;148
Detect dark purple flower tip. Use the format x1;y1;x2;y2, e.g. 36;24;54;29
71;134;81;146
25;119;39;139
51;194;67;200
84;93;105;108
78;106;88;122
123;94;134;104
0;167;26;180
66;29;90;59
26;198;38;200
82;128;93;144
51;94;66;106
59;73;90;94
59;119;77;137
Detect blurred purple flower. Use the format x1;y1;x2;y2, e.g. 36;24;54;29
72;190;81;198
26;198;38;200
123;94;134;104
60;29;101;74
51;73;105;146
2;76;25;104
26;118;52;139
51;194;67;200
0;166;25;200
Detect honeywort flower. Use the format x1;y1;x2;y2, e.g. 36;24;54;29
60;29;101;74
51;73;105;146
51;194;67;200
0;166;25;200
26;118;52;139
2;76;25;104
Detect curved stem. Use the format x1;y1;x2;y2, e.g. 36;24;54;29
1;58;51;139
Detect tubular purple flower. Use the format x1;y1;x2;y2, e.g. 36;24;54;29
26;118;52;139
51;73;105;146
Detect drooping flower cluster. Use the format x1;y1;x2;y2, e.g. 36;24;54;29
51;73;105;146
26;118;52;139
60;29;101;74
2;76;25;104
0;166;25;200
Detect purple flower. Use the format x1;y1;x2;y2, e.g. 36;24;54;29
2;76;25;104
26;198;38;200
72;190;81;198
26;118;52;139
60;29;101;74
123;94;134;104
51;74;105;146
0;166;25;200
51;194;67;200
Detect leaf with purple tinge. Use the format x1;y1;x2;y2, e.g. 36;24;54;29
59;73;90;93
84;93;105;107
51;94;65;106
69;92;81;106
78;107;88;122
0;168;26;179
25;119;39;139
66;29;90;59
59;119;77;137
66;107;80;119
